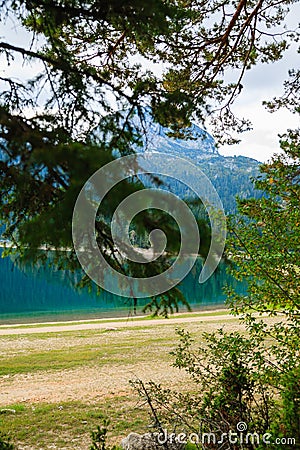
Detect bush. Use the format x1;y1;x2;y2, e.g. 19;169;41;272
133;326;300;448
90;420;119;450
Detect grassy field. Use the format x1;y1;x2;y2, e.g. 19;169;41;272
0;313;241;449
0;398;146;449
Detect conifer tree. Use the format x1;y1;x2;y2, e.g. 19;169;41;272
0;0;298;312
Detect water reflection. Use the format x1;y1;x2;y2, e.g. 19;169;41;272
0;249;246;322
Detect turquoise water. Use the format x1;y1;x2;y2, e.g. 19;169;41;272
0;249;246;323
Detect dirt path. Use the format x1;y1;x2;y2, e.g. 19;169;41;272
0;312;231;335
0;362;191;405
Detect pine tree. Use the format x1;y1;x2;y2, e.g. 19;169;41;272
0;0;298;313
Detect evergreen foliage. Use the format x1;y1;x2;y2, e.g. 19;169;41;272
0;2;299;446
0;1;298;312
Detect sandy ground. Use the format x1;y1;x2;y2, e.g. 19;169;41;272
0;312;232;335
0;312;240;405
0;362;192;405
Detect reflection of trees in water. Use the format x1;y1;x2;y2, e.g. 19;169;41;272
0;250;246;315
179;259;247;306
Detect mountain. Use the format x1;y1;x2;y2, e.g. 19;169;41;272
139;115;261;214
142;119;217;158
0;114;262;216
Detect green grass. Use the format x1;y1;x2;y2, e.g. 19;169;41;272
0;320;240;376
0;398;146;449
0;346;102;376
0;324;189;375
0;315;149;330
0;339;173;376
0;314;239;449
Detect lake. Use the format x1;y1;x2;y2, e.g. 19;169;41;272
0;249;246;323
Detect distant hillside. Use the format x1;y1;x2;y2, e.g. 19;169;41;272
197;154;261;214
139;115;261;214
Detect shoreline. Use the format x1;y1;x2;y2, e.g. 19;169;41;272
0;307;230;335
0;303;227;326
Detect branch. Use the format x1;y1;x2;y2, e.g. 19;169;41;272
0;41;133;103
231;228;295;304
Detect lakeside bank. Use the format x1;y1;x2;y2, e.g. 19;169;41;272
0;308;229;335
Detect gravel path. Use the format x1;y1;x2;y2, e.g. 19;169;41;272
0;312;231;335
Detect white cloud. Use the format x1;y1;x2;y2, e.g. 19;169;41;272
219;101;299;163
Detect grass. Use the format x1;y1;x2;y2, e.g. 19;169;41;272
0;314;240;449
0;331;178;376
0;318;239;377
0;346;103;376
0;398;147;449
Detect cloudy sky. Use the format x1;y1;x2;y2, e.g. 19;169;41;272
1;4;299;163
218;43;299;163
217;4;299;163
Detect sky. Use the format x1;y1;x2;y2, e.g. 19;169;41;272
217;4;299;163
217;44;299;163
1;5;299;164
